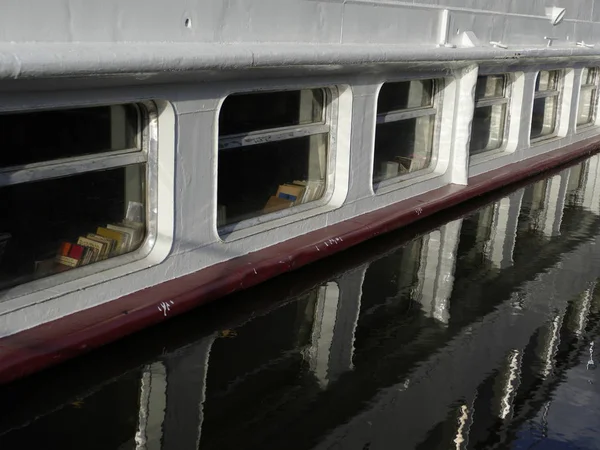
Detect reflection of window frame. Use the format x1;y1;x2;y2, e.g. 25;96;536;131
0;101;159;297
217;87;337;232
373;78;442;189
470;74;510;156
566;160;588;204
576;67;599;130
530;70;562;142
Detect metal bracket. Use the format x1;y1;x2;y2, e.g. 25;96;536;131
490;41;508;49
576;41;595;48
436;9;457;48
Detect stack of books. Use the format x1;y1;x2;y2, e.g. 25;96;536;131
54;220;145;269
263;179;325;214
379;155;429;179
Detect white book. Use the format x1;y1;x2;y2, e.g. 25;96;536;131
381;161;400;179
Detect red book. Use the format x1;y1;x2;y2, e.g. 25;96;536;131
68;244;85;261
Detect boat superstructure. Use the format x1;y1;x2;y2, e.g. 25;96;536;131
2;0;600;381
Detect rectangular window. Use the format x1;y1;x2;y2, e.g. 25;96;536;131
577;67;598;128
0;104;150;292
373;79;437;185
217;88;330;229
530;70;561;140
470;74;509;155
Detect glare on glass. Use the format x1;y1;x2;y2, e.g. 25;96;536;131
374;115;435;183
475;75;505;99
577;68;598;128
377;80;434;113
530;71;560;140
470;103;507;155
536;71;559;92
531;96;557;139
470;75;508;155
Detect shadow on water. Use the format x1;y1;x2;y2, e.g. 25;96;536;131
2;153;600;449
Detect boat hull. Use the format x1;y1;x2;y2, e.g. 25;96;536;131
0;134;598;385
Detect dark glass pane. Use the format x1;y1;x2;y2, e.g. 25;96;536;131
582;67;597;85
219;89;324;135
475;75;505;100
377;80;434;114
577;87;596;126
0;164;146;291
0;104;140;169
470;104;506;155
373;116;434;183
530;97;557;139
535;70;559;92
217;134;328;228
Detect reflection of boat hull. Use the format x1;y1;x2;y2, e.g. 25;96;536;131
1;137;599;384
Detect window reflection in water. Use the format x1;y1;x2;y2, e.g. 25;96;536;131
566;161;588;206
200;285;343;447
522;179;550;232
455;204;497;274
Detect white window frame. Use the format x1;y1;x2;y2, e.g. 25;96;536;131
373;77;443;192
530;69;562;143
216;86;339;237
469;74;511;157
576;67;599;131
0;101;161;301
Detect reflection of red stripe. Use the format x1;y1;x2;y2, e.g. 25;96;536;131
0;136;599;385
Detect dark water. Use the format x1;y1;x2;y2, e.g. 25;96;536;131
2;156;600;450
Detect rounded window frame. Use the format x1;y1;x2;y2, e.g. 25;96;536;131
215;85;342;240
371;75;445;194
0;100;163;302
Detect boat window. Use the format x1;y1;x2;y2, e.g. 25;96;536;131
0;105;140;169
0;104;150;292
373;79;437;184
470;74;509;156
218;88;330;229
577;67;598;128
531;70;561;140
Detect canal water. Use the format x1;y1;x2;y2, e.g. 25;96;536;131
2;156;600;450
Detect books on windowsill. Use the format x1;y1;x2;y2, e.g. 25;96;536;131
263;179;326;213
53;220;145;270
381;161;400;179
